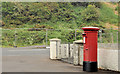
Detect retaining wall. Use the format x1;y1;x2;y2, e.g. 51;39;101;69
50;42;119;71
98;43;119;71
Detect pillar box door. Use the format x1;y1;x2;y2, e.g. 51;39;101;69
82;27;100;72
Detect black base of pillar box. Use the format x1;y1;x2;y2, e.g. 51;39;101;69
83;61;98;72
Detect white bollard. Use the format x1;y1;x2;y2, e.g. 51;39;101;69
49;38;61;59
80;46;83;65
73;40;83;65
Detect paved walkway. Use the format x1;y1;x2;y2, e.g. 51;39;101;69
2;47;119;73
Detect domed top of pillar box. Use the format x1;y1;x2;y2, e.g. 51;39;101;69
49;38;61;42
73;40;83;44
82;27;100;31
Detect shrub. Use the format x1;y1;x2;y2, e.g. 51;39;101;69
81;5;100;22
89;2;102;8
71;2;102;8
115;6;118;11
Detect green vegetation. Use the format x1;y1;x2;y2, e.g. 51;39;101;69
2;29;84;47
1;2;118;47
99;3;118;25
81;5;100;22
2;2;118;28
99;29;118;43
2;29;46;47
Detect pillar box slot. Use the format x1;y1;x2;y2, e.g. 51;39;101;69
82;27;100;72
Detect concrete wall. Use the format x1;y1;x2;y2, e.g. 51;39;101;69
79;46;83;65
50;41;119;71
61;44;69;58
80;43;119;71
70;44;74;58
68;43;119;71
60;44;74;59
0;48;2;74
98;48;119;71
98;43;118;50
60;44;83;66
98;43;119;71
79;43;119;71
73;44;79;65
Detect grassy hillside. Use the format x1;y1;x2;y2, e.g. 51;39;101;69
1;2;118;47
2;2;118;29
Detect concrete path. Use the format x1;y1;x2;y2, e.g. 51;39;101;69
2;47;119;73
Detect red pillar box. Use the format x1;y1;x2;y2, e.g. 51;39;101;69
82;27;100;72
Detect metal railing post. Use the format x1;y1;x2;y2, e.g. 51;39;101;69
117;32;118;43
46;29;48;47
111;33;114;43
75;29;77;41
99;32;102;43
14;29;17;48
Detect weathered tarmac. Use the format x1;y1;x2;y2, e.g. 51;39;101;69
2;47;119;73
